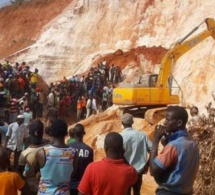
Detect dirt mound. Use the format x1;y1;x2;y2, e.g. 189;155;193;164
0;0;74;59
93;46;167;70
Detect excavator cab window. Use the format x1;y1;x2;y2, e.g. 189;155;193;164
149;75;158;87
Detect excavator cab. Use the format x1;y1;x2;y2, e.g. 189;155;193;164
138;74;158;87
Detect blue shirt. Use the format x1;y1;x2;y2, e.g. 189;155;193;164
38;145;76;195
154;129;199;194
120;127;152;173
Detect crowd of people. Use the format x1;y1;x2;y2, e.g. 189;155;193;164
0;60;123;126
0;106;200;195
0;59;200;195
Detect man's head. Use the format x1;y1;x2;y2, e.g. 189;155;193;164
104;132;124;159
190;106;199;117
163;106;188;133
73;124;85;140
25;108;30;113
29;119;44;145
121;113;134;127
50;119;68;138
17;115;24;125
0;147;9;170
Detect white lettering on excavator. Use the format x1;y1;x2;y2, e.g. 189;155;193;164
115;94;122;98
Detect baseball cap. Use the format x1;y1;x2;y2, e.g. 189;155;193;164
17;115;24;119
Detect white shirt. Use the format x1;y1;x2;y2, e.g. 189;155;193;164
86;99;91;109
91;98;97;110
48;92;54;106
6;122;29;151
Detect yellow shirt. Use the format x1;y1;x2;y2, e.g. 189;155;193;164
0;171;25;195
30;73;38;83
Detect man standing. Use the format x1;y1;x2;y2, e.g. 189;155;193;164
78;132;137;195
120;113;152;195
149;106;199;195
45;105;59;127
77;97;83;122
4;115;29;169
86;96;92;118
102;89;108;111
47;89;55;107
68;124;93;195
37;88;44;117
30;68;39;88
36;119;77;195
91;96;97;114
9;96;19;123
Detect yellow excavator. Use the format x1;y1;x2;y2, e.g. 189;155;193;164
113;18;215;124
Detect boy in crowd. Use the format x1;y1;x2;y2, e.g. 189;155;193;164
68;124;93;195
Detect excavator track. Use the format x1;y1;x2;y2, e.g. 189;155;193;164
119;105;167;124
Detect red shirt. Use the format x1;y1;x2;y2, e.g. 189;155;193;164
18;77;25;89
78;157;137;195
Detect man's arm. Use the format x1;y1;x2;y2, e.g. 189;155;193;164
20;182;30;194
4;124;12;148
14;172;30;194
34;148;46;173
149;138;164;182
149;125;166;182
71;151;79;178
4;136;9;148
18;152;25;176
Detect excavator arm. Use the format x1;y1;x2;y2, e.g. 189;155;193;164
157;18;215;88
113;18;215;124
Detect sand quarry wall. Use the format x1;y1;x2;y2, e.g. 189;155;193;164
1;0;215;109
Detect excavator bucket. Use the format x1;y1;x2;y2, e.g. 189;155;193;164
205;18;215;40
144;107;167;125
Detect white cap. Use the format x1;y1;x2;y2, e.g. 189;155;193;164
17;115;24;119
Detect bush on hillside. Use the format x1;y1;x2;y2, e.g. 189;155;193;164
188;102;215;195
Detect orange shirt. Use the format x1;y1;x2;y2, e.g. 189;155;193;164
0;171;25;195
82;97;87;107
77;100;83;109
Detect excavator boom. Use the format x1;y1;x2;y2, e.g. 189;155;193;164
157;18;215;88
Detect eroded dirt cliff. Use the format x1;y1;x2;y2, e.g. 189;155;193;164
0;0;74;58
1;0;215;109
